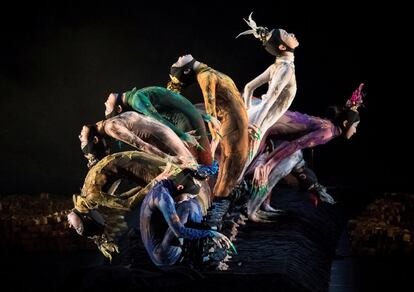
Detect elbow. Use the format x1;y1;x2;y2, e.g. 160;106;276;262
172;229;181;238
244;83;253;95
173;225;186;238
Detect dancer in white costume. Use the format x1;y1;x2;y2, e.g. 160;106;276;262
236;13;299;179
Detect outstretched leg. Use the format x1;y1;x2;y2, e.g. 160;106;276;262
247;150;303;222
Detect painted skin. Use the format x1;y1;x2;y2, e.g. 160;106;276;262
74;151;178;212
140;179;233;266
192;103;340;219
247;149;304;222
69;154;183;260
195;102;306;211
75;150;212;216
241;55;297;180
238;22;299;170
105;86;213;166
245;107;360;222
195;63;249;198
79;111;197;167
248;110;342;187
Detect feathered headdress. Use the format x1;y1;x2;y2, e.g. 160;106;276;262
345;83;365;111
236;12;273;44
236;12;294;56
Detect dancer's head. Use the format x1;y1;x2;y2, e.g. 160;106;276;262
326;83;365;139
168;54;198;92
79;124;109;168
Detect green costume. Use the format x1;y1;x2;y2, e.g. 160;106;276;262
123;86;212;165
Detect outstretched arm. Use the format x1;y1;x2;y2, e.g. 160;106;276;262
243;65;272;109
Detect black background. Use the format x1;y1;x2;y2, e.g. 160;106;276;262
0;2;410;196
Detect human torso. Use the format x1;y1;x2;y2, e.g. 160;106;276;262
197;64;246;119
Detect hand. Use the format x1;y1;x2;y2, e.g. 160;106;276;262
208;117;223;143
209;116;222;136
85;154;99;169
183;130;201;148
210;231;237;254
248;124;261;160
248;124;261;140
210;137;220;158
176;156;198;169
252;163;270;187
98;242;119;262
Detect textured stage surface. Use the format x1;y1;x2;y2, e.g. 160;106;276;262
3;188;348;292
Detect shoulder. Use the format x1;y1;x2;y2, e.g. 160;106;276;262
103;118;123;131
152;180;174;196
315;118;337;138
271;62;293;74
268;63;277;71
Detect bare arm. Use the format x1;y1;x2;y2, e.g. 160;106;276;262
243;65;272;109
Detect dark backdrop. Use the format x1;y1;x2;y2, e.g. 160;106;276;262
0;2;410;195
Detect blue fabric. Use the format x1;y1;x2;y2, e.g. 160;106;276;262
197;160;219;176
